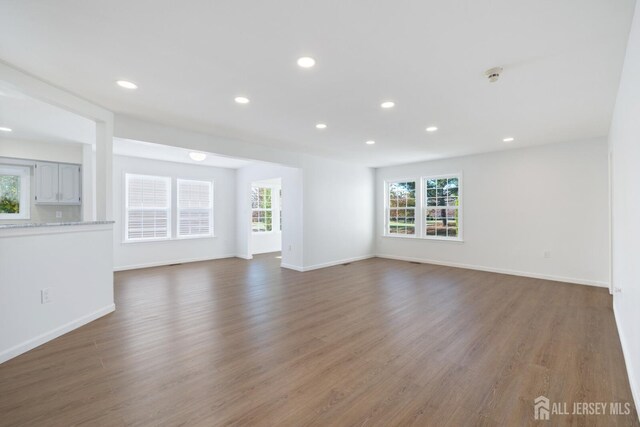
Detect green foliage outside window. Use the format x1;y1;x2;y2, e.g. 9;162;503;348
0;175;20;214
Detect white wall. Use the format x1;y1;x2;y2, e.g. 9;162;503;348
301;156;376;270
113;155;236;270
376;138;609;287
0;224;114;363
236;163;303;268
250;179;282;255
609;1;640;413
115;115;378;271
0;139;83;224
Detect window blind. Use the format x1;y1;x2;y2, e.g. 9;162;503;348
125;174;171;241
177;179;213;237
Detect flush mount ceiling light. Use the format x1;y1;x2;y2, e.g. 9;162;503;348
365;140;376;145
503;137;515;142
189;152;207;161
0;126;12;132
315;123;327;129
425;126;438;132
116;80;138;89
297;57;316;68
380;101;395;109
234;96;250;104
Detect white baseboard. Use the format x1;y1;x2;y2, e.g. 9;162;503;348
282;255;375;272
280;262;304;271
114;254;236;271
375;254;609;288
0;303;115;365
613;303;640;421
235;253;253;260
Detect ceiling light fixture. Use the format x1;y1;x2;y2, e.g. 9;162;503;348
0;126;12;132
366;140;376;145
297;57;316;68
234;96;250;104
380;101;395;109
189;152;207;161
315;123;327;129
503;137;515;142
426;126;438;132
116;80;138;89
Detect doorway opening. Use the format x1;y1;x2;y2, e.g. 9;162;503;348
250;178;282;256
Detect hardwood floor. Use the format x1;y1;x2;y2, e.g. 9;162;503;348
0;254;637;426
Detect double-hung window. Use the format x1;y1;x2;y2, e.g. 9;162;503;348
424;176;460;238
0;165;30;220
125;174;171;241
387;181;416;235
251;186;273;232
385;174;462;241
177;179;213;238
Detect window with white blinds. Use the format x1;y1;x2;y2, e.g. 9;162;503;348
177;179;213;238
125;174;171;241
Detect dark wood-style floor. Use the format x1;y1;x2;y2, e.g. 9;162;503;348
0;254;637;426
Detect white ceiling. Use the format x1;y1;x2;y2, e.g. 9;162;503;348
0;0;635;167
113;138;254;169
0;81;95;145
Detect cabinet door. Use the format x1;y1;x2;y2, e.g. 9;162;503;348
58;163;81;205
35;162;59;203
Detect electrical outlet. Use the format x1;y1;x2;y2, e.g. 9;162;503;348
41;288;52;304
56;211;62;219
543;250;551;259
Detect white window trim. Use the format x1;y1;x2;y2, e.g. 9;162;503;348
383;172;463;242
0;165;31;220
251;185;279;234
124;173;172;243
176;178;214;239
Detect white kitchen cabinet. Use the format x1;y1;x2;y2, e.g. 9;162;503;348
35;162;81;205
58;163;81;204
34;162;59;203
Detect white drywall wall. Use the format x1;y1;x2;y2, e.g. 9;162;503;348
609;1;640;413
112;155;236;270
0;224;114;363
376;138;609;287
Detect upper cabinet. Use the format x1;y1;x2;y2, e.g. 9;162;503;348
58;163;81;204
35;161;81;205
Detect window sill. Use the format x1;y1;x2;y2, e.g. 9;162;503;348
381;234;464;243
176;234;215;240
122;235;216;244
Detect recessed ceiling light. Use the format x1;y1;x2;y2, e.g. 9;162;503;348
116;80;138;89
366;140;376;145
234;96;250;104
0;126;12;132
297;57;316;68
503;137;515;142
380;101;395;109
189;152;207;161
315;123;327;129
426;126;438;132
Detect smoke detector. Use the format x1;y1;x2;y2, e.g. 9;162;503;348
485;67;503;83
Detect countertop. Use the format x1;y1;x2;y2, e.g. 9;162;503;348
0;220;115;230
